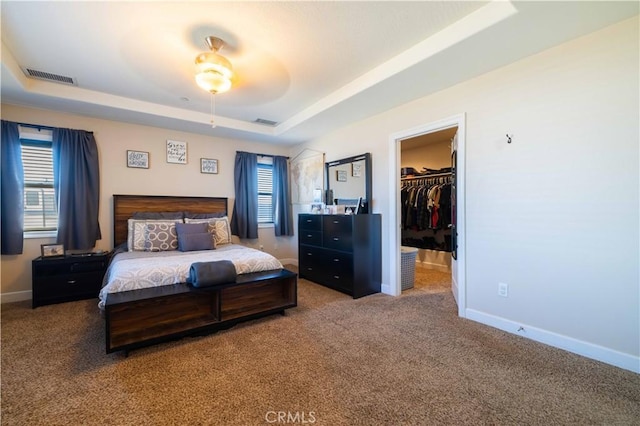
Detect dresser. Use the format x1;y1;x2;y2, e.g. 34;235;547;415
298;214;381;298
32;252;110;308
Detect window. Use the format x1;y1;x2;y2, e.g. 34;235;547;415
20;127;57;232
257;156;273;223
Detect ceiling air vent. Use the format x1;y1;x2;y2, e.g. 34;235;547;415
254;118;278;126
22;68;77;86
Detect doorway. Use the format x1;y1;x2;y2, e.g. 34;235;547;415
387;113;466;317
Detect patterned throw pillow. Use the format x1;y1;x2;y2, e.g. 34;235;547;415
185;216;232;245
128;219;182;251
144;222;178;251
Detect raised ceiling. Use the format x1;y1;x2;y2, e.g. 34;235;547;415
1;1;637;145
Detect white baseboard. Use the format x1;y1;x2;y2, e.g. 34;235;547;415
1;290;32;304
381;282;395;296
466;308;640;374
280;258;298;267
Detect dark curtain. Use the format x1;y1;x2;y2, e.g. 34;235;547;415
272;155;293;236
53;128;101;250
230;151;258;239
1;120;24;254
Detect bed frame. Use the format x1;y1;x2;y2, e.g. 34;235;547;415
105;194;297;355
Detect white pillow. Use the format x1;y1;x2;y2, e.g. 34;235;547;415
184;216;232;245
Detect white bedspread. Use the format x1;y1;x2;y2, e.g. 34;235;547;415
99;244;283;308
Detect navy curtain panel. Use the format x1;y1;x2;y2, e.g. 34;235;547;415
1;120;25;254
272;155;293;236
52;128;101;250
230;151;258;239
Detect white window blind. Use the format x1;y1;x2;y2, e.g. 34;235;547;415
257;157;273;223
21;141;58;231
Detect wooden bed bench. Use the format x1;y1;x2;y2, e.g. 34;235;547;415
105;268;297;354
104;195;298;355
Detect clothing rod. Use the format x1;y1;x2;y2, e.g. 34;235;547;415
401;171;451;180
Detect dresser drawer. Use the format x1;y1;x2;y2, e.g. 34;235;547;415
299;214;322;231
299;230;322;246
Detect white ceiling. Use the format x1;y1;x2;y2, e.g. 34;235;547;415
1;1;637;145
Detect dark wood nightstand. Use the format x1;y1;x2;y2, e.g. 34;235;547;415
32;252;110;308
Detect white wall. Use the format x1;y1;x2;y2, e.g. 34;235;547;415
0;105;296;299
295;17;639;370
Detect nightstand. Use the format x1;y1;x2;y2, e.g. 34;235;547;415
32;252;110;308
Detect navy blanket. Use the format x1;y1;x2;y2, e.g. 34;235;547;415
188;260;237;288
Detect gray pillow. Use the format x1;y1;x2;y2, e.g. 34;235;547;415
178;232;215;252
175;221;208;236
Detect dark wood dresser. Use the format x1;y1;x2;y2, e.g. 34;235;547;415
32;253;109;308
298;213;381;298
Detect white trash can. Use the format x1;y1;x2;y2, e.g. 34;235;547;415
401;246;419;291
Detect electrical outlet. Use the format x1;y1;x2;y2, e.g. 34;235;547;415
259;245;264;251
498;282;508;297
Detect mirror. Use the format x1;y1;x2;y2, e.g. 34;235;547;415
325;153;372;213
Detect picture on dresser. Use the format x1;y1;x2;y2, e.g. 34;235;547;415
41;243;65;258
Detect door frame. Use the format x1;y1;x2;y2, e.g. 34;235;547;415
387;113;466;317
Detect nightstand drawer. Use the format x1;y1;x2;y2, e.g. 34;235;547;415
34;271;102;299
32;253;109;308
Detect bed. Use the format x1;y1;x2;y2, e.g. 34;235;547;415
103;194;297;354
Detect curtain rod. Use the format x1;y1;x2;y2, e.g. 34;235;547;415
236;151;289;159
16;121;94;134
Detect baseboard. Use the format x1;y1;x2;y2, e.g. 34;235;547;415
280;258;298;267
466;308;640;374
1;290;32;304
381;282;395;296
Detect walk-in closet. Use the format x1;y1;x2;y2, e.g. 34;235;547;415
400;126;457;291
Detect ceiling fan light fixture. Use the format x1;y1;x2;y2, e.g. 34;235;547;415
195;36;233;94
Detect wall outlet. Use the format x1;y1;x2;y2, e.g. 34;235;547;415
259;245;264;251
498;282;508;297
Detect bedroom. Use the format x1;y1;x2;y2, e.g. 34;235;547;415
1;1;639;424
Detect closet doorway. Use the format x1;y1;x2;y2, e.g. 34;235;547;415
388;113;466;317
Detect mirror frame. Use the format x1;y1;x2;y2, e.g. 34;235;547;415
325;152;372;213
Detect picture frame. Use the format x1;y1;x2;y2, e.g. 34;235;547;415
352;162;362;177
166;140;187;164
41;243;65;258
126;150;149;169
200;158;218;174
336;170;347;182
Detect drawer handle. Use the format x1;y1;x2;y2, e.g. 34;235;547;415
307;267;313;271
306;253;312;256
333;258;340;262
307;234;313;237
333;275;340;279
306;219;312;222
67;280;77;284
333;220;339;224
333;237;339;241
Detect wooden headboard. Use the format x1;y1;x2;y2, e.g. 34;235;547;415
113;195;228;248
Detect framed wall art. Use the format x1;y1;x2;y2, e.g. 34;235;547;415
200;158;218;174
127;150;149;169
167;140;187;164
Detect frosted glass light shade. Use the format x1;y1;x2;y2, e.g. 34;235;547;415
195;51;233;94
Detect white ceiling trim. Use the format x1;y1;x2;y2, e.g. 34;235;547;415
276;0;517;135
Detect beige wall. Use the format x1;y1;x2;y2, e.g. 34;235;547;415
0;105;296;298
401;141;451;171
292;17;640;367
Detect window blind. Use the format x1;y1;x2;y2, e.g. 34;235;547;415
21;141;57;231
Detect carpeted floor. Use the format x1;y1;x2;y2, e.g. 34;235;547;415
2;266;639;425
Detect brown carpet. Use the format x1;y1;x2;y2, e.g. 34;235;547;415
2;266;639;425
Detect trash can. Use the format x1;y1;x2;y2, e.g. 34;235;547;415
401;246;419;291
